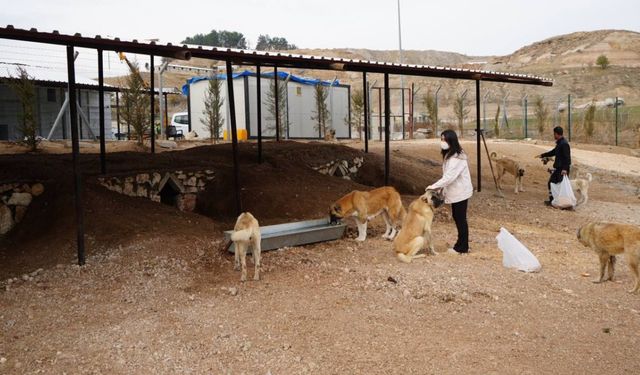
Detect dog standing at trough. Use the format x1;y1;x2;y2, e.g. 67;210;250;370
329;186;406;242
577;222;640;293
231;212;262;282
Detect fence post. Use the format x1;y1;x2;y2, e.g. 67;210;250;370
567;94;572;141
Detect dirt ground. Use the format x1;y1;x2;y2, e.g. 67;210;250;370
1;138;639;374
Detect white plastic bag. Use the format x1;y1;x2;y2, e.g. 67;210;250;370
496;227;541;273
550;175;576;209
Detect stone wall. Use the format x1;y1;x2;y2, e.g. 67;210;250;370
98;170;214;212
1;182;45;235
312;157;364;180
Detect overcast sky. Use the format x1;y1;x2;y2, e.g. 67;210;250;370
2;0;638;56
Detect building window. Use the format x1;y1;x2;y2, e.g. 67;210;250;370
296;87;302;96
47;88;56;102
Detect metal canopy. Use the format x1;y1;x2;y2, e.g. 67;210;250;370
0;24;553;266
0;25;552;86
0;25;191;60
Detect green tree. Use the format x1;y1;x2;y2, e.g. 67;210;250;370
596;54;610;69
182;30;247;49
422;89;438;126
311;84;331;138
266;76;288;138
201;73;225;143
5;66;39;151
453;92;469;137
583;100;596;140
533;95;549;136
256;35;298;51
350;88;365;140
121;60;150;145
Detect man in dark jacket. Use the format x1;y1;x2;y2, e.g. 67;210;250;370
537;126;571;206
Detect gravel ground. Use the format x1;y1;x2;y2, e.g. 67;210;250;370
1;140;639;374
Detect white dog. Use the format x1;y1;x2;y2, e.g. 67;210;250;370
571;173;593;207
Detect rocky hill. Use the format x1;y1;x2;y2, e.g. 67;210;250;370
116;29;640;113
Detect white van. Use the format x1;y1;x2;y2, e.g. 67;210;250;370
170;112;189;134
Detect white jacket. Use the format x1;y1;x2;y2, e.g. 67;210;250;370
427;152;473;204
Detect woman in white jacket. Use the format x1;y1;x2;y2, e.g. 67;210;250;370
427;130;473;254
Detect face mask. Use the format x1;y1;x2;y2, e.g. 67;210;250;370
440;141;450;150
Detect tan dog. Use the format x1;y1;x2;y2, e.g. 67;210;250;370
577;222;640;293
231;212;262;282
491;152;525;194
539;156;580;179
571;173;593;207
330;186;406;242
393;190;444;263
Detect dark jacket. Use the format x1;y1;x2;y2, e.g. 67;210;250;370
541;137;571;172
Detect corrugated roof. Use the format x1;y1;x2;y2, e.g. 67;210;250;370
0;62;102;86
0;25;553;87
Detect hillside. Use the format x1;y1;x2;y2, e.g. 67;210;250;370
110;29;640;119
498;29;640;69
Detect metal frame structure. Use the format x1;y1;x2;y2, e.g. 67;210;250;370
0;25;552;265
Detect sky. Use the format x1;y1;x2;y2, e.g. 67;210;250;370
2;0;638;55
0;0;638;78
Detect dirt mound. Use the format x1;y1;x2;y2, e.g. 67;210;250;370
0;141;443;278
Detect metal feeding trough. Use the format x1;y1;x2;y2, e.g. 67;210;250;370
224;218;346;253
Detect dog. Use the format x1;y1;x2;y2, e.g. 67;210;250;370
330;186;406;242
231;212;262;282
491;152;525;193
577;222;640;293
571;173;593;206
393;189;444;263
539;156;580;179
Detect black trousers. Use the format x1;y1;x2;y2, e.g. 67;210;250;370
547;167;569;200
451;199;469;253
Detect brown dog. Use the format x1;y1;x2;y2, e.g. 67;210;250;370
330;186;406;242
231;212;262;282
577;222;640;293
393;190;444;263
491;152;525;194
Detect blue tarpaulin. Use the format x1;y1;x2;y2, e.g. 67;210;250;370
181;70;339;96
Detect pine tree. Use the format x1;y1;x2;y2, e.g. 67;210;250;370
311;84;331;138
120;60;150;145
266;76;288;138
5;67;39;151
201;74;225;143
350;88;365;140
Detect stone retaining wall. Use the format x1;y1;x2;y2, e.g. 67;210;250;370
98;170;214;212
312;157;364;180
1;182;45;235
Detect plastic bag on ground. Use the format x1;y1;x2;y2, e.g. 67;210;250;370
496;227;541;273
550;175;576;209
